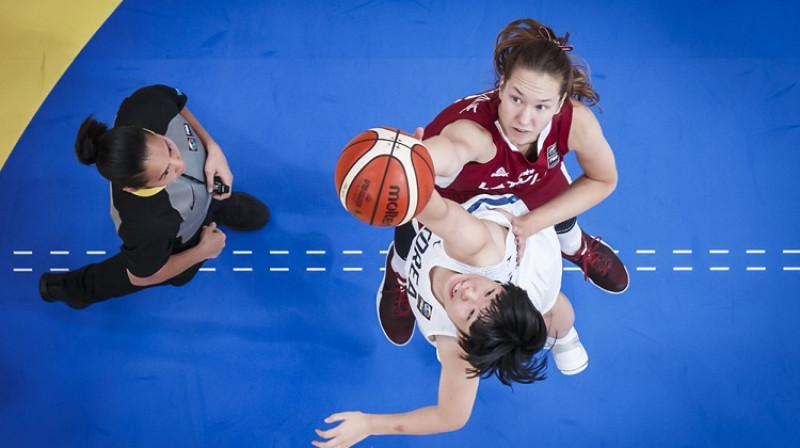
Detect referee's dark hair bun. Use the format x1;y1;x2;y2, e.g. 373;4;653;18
72;117;150;188
74;115;107;165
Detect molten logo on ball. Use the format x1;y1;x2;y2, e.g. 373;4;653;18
381;185;401;226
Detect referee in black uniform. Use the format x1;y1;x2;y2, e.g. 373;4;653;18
40;85;269;309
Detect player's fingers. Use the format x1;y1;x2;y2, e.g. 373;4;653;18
313;428;340;446
310;439;331;448
324;412;349;423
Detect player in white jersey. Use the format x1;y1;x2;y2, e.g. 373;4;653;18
314;192;587;447
407;195;560;351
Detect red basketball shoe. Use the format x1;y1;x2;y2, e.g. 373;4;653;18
376;243;416;346
562;230;629;294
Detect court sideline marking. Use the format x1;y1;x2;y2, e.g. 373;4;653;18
0;0;121;170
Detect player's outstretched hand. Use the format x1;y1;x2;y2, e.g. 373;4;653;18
507;209;553;263
312;412;370;448
494;209;525;264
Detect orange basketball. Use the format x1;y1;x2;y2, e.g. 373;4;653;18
335;127;435;227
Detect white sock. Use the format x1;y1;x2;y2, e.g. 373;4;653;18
545;327;579;350
548;327;588;375
390;246;406;276
558;224;583;256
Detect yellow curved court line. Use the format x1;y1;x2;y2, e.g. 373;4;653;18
0;0;122;171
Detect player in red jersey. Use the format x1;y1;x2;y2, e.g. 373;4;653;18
378;18;629;346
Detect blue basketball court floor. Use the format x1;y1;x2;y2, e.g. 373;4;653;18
1;1;799;447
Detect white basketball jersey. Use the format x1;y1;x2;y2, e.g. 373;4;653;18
406;195;562;348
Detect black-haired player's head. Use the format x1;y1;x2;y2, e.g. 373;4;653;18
457;281;548;386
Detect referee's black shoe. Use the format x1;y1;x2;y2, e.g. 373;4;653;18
213;192;270;231
39;273;90;310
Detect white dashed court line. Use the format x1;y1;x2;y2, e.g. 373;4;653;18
15;247;800;275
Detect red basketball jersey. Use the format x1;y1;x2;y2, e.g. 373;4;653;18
425;90;573;210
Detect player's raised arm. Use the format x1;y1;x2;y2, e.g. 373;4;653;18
414;190;505;267
313;336;479;448
334;126;505;266
421;119;496;178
